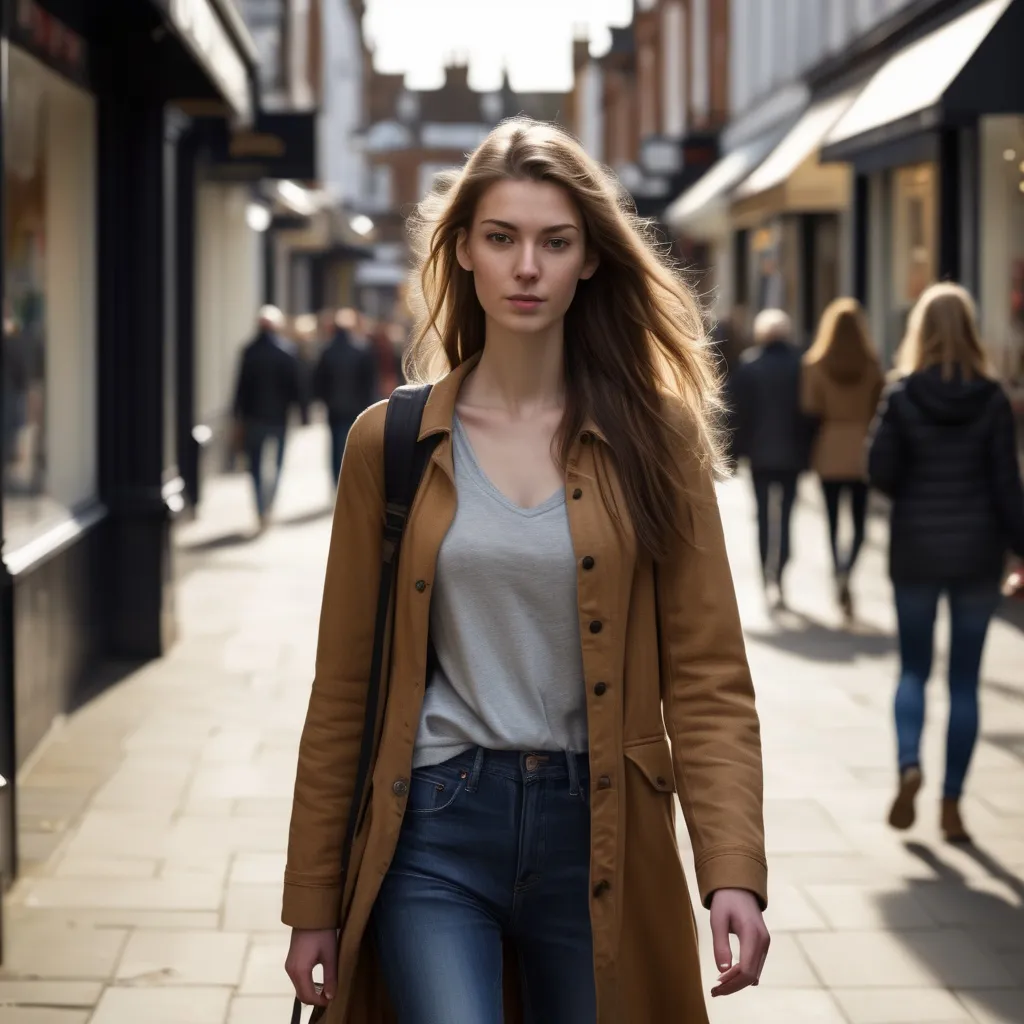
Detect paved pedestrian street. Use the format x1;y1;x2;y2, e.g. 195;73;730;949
2;422;1023;1023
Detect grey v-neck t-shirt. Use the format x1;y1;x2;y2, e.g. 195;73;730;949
412;414;589;768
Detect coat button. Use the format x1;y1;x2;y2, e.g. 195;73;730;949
581;556;595;570
580;431;593;444
592;879;610;897
597;775;611;789
589;620;602;634
593;682;607;696
572;488;583;500
415;580;426;592
656;776;668;788
392;779;409;796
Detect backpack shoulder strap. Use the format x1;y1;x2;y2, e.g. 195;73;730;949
381;383;435;560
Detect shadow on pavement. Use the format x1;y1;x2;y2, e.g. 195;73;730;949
178;529;254;553
874;841;1024;1013
745;610;894;663
274;505;333;528
979;729;1024;768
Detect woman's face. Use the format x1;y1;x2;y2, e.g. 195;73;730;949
456;179;598;337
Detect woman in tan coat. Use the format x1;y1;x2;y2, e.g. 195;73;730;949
282;119;769;1024
802;298;884;618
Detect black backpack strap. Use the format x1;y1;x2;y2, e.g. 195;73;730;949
342;382;436;872
289;385;436;1024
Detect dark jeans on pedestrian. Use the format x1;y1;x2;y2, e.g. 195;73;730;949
244;421;286;519
751;470;799;583
329;417;354;489
821;479;869;577
373;748;596;1024
893;582;1001;799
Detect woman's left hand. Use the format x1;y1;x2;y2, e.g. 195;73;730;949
709;888;770;996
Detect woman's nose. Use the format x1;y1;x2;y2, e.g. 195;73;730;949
515;247;540;280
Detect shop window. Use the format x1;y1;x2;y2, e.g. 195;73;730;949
3;48;96;549
891;163;937;325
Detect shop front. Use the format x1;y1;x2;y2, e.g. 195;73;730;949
821;0;1024;366
728;88;856;347
0;0;257;886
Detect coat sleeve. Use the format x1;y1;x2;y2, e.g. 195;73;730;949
989;390;1024;560
867;384;904;497
282;404;386;929
657;414;767;911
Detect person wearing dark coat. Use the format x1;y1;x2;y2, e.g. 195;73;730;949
232;305;304;527
728;308;815;608
868;282;1024;844
312;308;379;487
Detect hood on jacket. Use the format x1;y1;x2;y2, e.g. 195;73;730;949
904;366;1001;425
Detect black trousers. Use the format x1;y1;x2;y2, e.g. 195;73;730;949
821;479;869;575
751;470;799;582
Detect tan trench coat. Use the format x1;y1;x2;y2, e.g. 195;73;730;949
283;356;768;1023
801;360;884;481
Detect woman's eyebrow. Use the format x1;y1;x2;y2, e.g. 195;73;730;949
480;219;580;233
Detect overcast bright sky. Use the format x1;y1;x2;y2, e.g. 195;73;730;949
362;0;634;93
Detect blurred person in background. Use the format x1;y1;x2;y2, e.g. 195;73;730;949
312;306;378;488
801;298;883;620
729;308;815;609
370;318;401;398
868;282;1024;843
284;118;769;1024
232;304;304;530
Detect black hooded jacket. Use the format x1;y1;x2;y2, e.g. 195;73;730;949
868;367;1024;583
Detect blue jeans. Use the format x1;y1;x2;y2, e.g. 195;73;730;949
244;422;287;518
894;582;1001;799
373;748;596;1024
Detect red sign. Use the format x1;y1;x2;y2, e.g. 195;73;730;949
11;0;89;84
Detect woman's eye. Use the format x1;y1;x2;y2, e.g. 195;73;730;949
487;232;511;244
546;238;570;250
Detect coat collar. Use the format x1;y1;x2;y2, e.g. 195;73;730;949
417;350;608;445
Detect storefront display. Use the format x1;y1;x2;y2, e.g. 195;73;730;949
3;46;96;549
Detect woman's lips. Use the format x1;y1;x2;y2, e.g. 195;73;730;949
507;296;544;312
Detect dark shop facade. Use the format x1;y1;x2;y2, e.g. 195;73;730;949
0;0;259;886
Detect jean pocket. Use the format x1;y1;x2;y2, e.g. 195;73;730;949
404;764;466;816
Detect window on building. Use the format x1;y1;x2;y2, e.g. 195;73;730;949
891;163;937;313
3;48;97;549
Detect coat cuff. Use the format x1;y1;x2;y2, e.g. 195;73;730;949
281;880;342;930
695;850;768;911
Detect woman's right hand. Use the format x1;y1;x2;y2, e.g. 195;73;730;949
285;928;338;1007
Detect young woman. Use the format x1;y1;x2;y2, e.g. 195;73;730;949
283;119;770;1024
868;282;1024;843
801;298;883;619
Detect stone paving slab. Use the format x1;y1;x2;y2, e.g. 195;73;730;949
2;423;1023;1023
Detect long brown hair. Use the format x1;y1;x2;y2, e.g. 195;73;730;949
895;282;993;381
803;297;879;383
403;118;724;562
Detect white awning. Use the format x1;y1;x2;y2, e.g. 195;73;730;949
825;0;1013;155
664;134;779;239
735;88;858;200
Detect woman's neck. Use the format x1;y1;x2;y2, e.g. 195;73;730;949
462;318;565;417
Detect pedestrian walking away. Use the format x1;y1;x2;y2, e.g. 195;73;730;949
867;282;1024;844
313;308;379;488
728;308;815;610
283;117;770;1024
232;305;305;531
801;297;884;620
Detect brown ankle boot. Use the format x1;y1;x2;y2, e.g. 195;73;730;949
887;766;922;830
941;799;971;844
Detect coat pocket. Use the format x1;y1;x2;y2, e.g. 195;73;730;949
623;736;676;793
